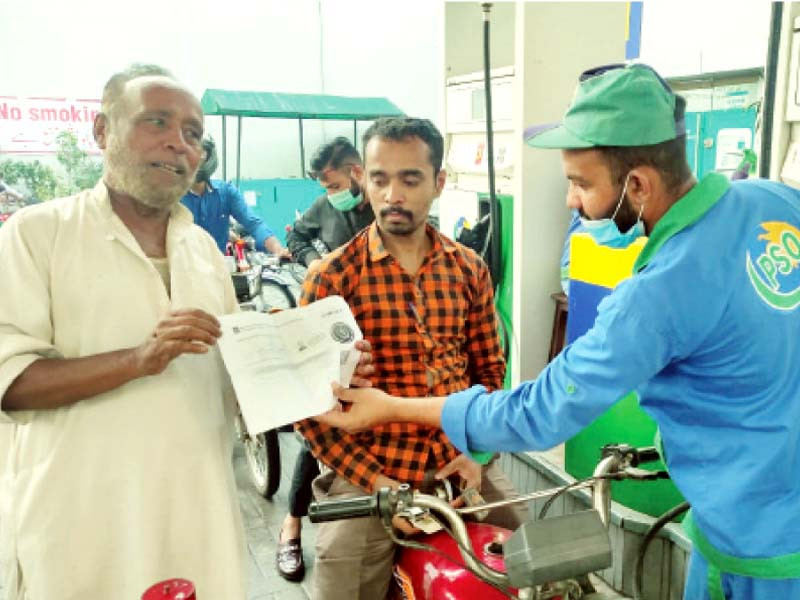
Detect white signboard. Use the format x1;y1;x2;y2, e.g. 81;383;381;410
715;128;752;171
682;83;761;113
0;95;101;155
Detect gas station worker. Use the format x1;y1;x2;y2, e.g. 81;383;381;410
320;64;800;600
181;136;290;257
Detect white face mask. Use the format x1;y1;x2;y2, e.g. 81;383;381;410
579;174;644;248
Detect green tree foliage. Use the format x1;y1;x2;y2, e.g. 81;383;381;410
0;131;103;202
55;131;104;194
0;159;59;201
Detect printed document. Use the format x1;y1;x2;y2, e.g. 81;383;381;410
218;295;362;434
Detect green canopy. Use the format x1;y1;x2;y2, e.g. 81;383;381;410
201;89;404;120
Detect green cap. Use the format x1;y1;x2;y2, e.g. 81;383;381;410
525;64;685;149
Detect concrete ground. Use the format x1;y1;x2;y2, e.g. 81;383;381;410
238;431;315;599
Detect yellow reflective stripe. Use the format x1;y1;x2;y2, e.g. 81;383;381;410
568;233;647;288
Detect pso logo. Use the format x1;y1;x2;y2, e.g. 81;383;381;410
745;221;800;311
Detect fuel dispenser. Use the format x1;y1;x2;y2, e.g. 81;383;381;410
441;21;516;385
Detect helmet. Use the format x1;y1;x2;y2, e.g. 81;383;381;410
195;136;218;183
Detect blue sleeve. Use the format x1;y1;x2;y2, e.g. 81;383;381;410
442;278;678;455
224;183;274;250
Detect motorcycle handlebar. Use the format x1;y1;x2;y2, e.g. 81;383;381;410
308;494;378;523
309;445;664;529
633;446;661;465
306;446;666;595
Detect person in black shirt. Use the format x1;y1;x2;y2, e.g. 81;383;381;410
287;137;374;271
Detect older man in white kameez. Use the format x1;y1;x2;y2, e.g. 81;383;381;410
0;65;247;598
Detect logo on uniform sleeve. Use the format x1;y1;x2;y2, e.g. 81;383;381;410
745;221;800;311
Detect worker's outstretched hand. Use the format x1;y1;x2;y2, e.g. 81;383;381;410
314;384;397;433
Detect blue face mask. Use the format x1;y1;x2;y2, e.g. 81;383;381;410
327;188;362;212
579;174;645;249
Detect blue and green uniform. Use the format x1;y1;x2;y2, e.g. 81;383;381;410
442;173;800;599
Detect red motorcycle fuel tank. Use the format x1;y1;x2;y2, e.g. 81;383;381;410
393;522;516;600
141;578;196;600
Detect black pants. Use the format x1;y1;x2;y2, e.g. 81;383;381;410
288;445;320;518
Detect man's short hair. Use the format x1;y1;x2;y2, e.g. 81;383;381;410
309;137;361;178
595;136;692;195
101;63;175;121
196;136;219;183
362;117;444;174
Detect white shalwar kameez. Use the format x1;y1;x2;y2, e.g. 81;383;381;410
0;182;247;599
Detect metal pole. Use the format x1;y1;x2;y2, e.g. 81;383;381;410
236;115;242;187
481;2;502;288
353;120;357;147
760;1;783;178
457;480;595;515
299;118;306;178
221;116;227;180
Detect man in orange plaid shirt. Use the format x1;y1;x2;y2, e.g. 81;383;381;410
297;117;527;599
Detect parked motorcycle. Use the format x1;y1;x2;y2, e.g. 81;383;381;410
231;247;307;498
310;445;674;600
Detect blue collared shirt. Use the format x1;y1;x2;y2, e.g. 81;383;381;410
181;179;274;252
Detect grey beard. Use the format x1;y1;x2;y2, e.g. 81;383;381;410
104;154;190;211
105;170;182;211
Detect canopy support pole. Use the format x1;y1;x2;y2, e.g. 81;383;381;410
236;116;242;186
221;116;227;180
299;118;306;178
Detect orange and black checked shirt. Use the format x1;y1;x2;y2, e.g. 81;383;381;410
297;222;505;492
